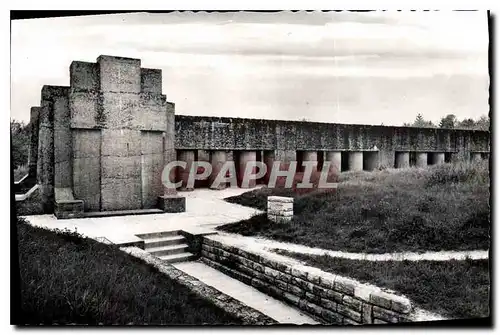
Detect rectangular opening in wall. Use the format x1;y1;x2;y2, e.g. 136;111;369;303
363;151;379;171
427;153;434;165
341;151;349;172
444;152;452;163
255;150;264;185
233;150;241;186
409;151;417;167
317;151;324;172
481;152;490;160
296;151;304;173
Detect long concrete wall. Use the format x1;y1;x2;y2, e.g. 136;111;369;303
175;115;490;169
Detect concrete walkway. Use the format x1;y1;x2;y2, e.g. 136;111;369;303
216;232;489;262
23;187;263;245
174;261;319;325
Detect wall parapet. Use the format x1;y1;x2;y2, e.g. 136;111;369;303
201;236;415;325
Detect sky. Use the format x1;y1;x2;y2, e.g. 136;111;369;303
10;11;490;126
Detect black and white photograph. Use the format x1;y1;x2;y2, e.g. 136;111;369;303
9;9;492;327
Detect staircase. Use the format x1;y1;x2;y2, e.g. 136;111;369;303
138;231;197;264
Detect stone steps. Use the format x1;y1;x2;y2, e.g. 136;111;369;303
140;231;195;264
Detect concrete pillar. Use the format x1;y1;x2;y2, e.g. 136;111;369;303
263;151;275;184
471;152;482;162
415;152;428;168
38;87;56;213
209;150;227;190
348;152;363;172
430;152;445;165
302;151;318;171
28;107;40;178
326;151;341;174
177;150;196;191
238;151;257;188
395;152;410;169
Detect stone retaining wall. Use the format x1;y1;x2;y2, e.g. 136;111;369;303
201;236;413;325
121;246;276;325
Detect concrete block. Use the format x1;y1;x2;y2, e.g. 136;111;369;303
69;91;99;129
158;195;186;213
70;61;99;91
321;309;343;324
101;156;141;179
337;304;362;323
54;199;84;219
135;93;167;131
343;296;363;312
99;92;140;129
372;306;400;323
101;178;142;211
334;277;356;295
369;291;393;310
73;156;100;211
141;68;162;93
98;55;141;93
348;152;363;171
361;303;373;324
415;152;428;168
325;289;344;303
395;152;410;168
320;298;337;312
101;129;141;157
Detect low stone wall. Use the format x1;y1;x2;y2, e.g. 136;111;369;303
121;246;277;325
267;196;293;223
201;236;413;325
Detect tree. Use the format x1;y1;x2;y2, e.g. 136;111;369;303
439;114;457;129
11;119;31;169
475;115;490;131
411;113;436;128
457;118;476;129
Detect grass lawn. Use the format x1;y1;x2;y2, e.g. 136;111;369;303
273;250;490;319
16;219;242;325
219;161;490;253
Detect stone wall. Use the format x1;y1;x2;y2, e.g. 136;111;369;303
121;246;277;325
201;236;414;325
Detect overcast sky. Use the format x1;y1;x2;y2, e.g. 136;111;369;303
11;11;489;126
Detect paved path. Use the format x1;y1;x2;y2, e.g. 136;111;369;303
216;232;489;262
174;261;318;325
23;187;263;245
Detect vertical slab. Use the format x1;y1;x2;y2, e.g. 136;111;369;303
53;93;72;188
348;152;363;172
395;152;410;169
72;129;101;211
210;150;227;189
326;151;341;174
28;107;40;177
302;151;318;171
177;150;196;191
100;129;142;211
237;151;257;188
141;131;165;208
471;152;482;162
37;100;54;213
415;152;428;168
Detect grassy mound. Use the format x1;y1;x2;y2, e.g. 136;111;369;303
16;219;242;325
219;161;490;253
274;250;490;319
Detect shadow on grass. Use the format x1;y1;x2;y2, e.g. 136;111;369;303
16;218;242;325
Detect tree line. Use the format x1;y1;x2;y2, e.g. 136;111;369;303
403;113;490;131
